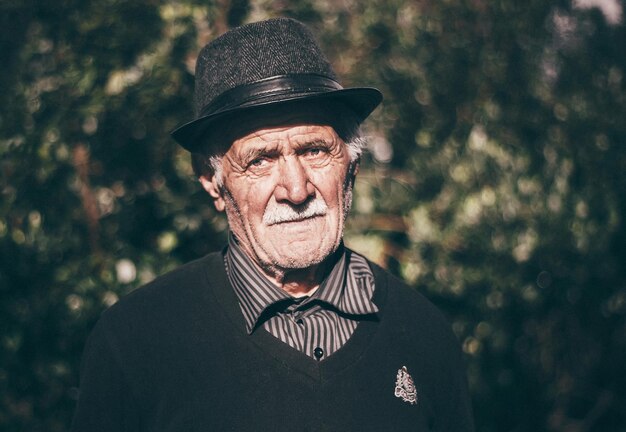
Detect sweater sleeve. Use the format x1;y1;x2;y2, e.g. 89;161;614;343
70;321;141;432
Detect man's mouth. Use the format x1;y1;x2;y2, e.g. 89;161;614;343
271;214;322;225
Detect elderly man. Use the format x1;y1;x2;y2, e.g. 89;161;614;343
71;18;474;431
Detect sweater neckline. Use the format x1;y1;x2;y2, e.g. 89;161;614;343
204;250;388;381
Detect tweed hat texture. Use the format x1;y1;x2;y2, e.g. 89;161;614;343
171;18;382;152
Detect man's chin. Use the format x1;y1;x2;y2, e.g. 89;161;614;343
261;241;339;272
271;250;327;269
249;219;343;274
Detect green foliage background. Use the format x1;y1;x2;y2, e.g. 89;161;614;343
1;0;625;430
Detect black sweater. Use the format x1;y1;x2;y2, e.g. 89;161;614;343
71;251;474;432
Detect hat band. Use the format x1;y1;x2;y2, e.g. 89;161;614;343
199;74;344;117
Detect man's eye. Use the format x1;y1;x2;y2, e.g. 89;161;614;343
304;147;327;157
250;158;264;166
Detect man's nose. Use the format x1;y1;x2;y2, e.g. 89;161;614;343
274;156;315;205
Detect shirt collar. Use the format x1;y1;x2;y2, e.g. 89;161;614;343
224;234;378;334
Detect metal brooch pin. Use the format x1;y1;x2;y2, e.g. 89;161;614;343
394;366;418;405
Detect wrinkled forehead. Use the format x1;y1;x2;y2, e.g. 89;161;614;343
227;124;342;160
201;100;357;155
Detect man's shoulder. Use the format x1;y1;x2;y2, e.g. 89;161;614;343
354;251;456;337
354;252;434;309
98;251;225;325
357;252;465;371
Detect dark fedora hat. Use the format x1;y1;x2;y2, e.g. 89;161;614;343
171;18;382;152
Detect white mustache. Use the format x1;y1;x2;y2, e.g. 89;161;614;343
263;199;328;226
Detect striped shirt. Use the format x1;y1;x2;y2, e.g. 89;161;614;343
224;235;379;360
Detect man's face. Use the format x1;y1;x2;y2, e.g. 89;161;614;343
203;110;357;277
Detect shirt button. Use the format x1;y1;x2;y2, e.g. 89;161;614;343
313;347;324;360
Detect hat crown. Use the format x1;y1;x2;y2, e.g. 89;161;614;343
171;18;382;152
194;18;337;117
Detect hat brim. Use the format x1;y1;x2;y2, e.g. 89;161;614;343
171;87;382;153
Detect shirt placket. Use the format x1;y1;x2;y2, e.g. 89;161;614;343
296;303;327;359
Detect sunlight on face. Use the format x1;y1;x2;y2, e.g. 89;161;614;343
219;121;356;278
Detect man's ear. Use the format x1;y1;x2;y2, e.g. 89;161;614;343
199;175;225;212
